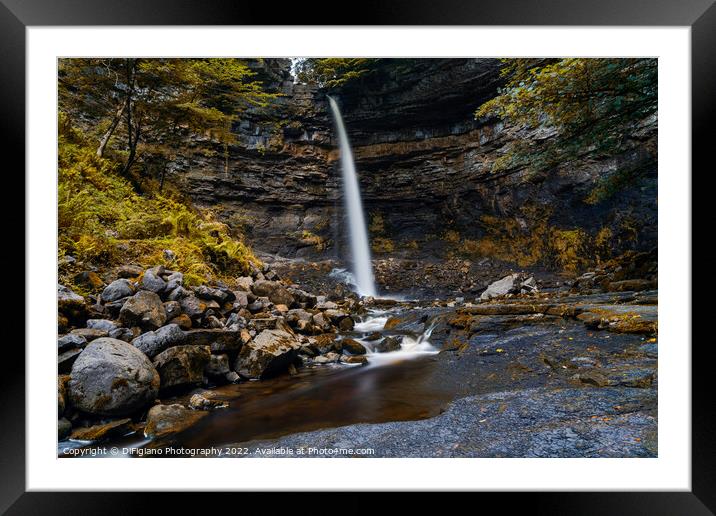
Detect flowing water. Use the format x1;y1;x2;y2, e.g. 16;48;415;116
61;101;447;457
328;96;377;297
59;309;446;456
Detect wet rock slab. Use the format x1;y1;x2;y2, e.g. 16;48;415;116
237;386;656;458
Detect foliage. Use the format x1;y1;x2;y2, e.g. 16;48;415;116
58;124;258;287
476;58;657;177
371;237;395;254
58;58;278;178
298;230;327;252
294;58;380;88
442;205;620;273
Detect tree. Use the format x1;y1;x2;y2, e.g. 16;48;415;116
294;58;380;88
475;58;657;173
58;58;278;182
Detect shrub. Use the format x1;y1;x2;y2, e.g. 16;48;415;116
58;133;258;287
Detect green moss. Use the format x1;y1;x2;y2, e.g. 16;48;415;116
371;237;395;254
549;228;589;272
298;230;327;252
58;127;258;286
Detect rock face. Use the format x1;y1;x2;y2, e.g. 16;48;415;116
234;329;302;379
159;58;655;272
68;338;160;416
119;291;167;330
152;345;211;390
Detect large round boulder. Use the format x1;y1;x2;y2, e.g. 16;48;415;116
68;338;159;416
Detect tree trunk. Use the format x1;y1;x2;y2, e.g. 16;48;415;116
120;59;139;176
159;164;166;192
96;100;127;158
121;116;141;176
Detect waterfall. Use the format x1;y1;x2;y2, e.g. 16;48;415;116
328;96;377;297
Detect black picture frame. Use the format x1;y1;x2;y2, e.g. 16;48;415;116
2;0;710;512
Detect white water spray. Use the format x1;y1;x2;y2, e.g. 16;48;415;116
328;96;377;298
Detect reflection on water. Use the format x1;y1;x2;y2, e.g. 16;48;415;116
151;353;451;451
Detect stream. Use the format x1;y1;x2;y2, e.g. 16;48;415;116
59;307;455;457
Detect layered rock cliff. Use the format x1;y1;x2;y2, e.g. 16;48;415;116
169;58;657;274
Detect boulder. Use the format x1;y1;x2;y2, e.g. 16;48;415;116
109;327;135;342
249;317;278;332
58;284;87;323
58;284;85;311
142;269;167;294
288;288;317;308
179;295;209;320
165;272;184;292
58;418;72;440
340;355;369;365
286;309;313;327
195;285;232;304
68;338;159;416
206;315;224;329
480;273;535;300
74;271;104;291
316;300;338;310
58;348;83;374
251;280;295;307
86;319;118;332
234;329;302;379
166;286;192;301
163;301;182;320
204;354;230;377
233;291;249;309
340;338;367;355
70;418;133;441
169;314;192;330
70;328;108;341
310;333;340;354
313;352;341;364
188;392;228;410
312;312;333;332
58;375;69;415
235;276;254;292
101;279;135;303
119;291;167;330
152;345;211;390
225;371;240;383
115;264;143;278
338;316;355;331
144;403;207;439
225;312;246;329
374;336;402;353
183;328;244;353
131;323;185;358
58;333;87;352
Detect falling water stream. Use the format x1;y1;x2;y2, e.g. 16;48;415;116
327;96;377;298
60;98;446;458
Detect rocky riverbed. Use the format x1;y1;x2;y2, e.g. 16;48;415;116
57;250;657;458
